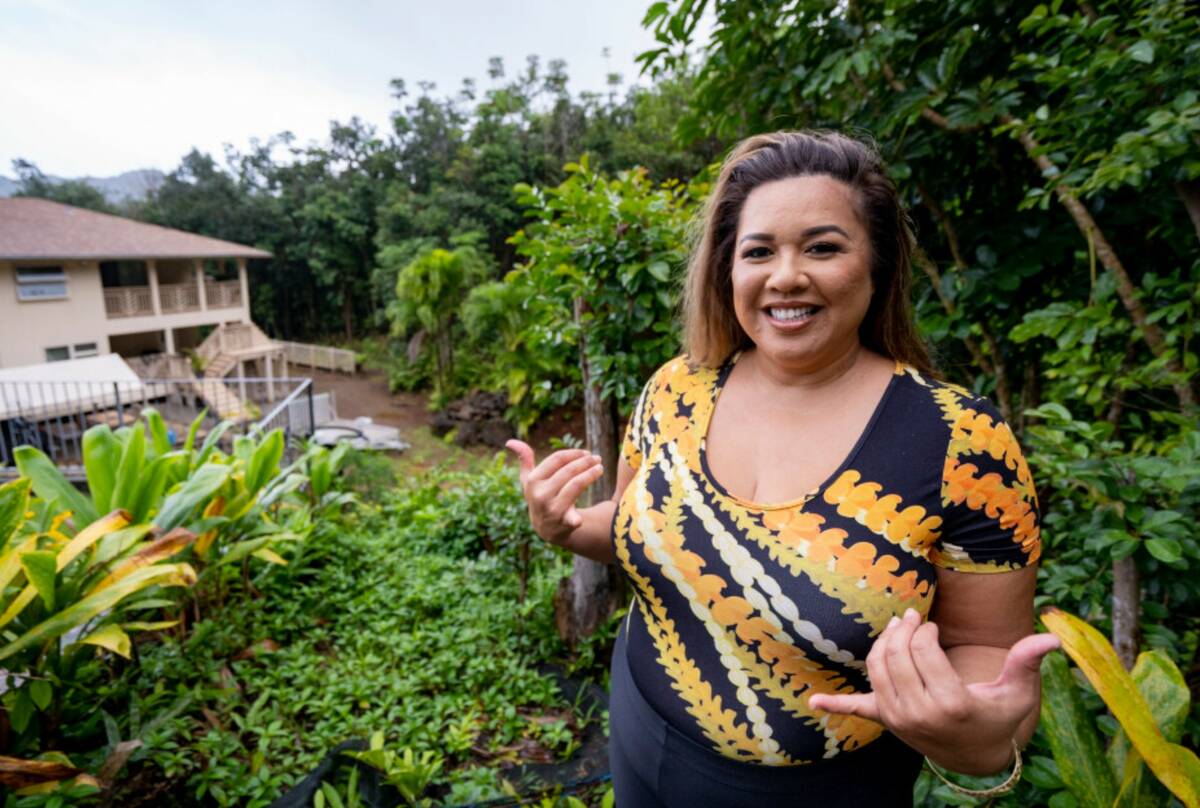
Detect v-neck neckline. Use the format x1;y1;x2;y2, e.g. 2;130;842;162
696;351;905;511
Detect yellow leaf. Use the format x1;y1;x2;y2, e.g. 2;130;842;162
87;527;195;596
73;624;131;659
251;548;288;566
1042;608;1200;807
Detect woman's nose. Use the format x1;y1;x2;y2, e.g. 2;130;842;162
766;249;811;292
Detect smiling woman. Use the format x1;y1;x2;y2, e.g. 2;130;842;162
510;130;1054;807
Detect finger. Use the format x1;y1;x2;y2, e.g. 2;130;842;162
882;609;930;709
529;448;591;485
909;622;969;714
544;453;601;494
808;692;880;722
563;506;582;529
554;464;606;513
504;440;536;484
908;622;959;686
988;633;1061;694
866;615;901;712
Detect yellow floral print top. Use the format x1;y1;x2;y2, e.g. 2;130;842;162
612;353;1041;766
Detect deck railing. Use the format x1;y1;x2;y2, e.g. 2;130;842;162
159;282;201;313
279;341;357;373
103;286;154;318
205;280;242;309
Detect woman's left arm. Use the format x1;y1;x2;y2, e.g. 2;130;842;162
810;565;1059;776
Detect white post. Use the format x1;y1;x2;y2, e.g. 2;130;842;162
195;260;208;310
164;327;176;355
148;260;161;316
237;258;249;314
237;360;247;406
266;352;274;401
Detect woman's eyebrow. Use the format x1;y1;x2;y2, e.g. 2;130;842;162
738;224;850;244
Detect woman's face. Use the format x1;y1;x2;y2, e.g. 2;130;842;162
730;174;874;373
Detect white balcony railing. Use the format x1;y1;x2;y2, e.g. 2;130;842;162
159;282;201;313
205;280;242;309
103;286;153;318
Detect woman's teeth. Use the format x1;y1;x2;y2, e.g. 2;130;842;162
769;306;818;322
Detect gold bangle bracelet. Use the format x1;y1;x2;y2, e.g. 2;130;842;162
924;739;1023;799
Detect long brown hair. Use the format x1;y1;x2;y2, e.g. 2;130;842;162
682;130;935;375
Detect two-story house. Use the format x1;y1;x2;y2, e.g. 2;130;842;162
0;197;270;367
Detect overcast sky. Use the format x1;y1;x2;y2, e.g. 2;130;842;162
0;0;684;178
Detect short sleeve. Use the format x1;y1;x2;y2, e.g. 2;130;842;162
932;394;1042;573
620;371;656;472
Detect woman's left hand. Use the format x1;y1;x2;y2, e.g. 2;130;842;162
807;608;1060;775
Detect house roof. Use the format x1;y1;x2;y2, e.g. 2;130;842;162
0;197;272;261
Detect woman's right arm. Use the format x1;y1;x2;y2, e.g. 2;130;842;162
506;441;636;565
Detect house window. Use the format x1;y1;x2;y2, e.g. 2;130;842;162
16;266;68;301
45;346;70;362
73;342;98;358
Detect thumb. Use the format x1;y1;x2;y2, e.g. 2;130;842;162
808;691;880;722
563;506;582;529
505;439;535;483
990;633;1061;692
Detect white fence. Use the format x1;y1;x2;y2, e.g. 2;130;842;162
280;342;357;374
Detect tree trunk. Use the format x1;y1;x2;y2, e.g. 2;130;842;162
554;298;623;648
1112;557;1140;670
1001;117;1195;411
341;284;354;341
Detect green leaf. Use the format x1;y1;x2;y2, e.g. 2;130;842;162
0;478;32;548
29;679;52;711
245;430;284;494
1145;537;1182;563
142;408;172;456
647;260;671;282
19;550;57;611
109;425;145;515
82;425;120;515
14;446;98;526
1128;40;1154;64
154;464;231;531
5;688;34;733
1040;650;1117;806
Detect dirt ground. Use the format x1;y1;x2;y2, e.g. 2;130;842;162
306;368;589;474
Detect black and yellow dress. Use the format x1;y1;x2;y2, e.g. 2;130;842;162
607;353;1041;806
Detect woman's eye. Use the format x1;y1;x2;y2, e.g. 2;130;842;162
742;246;771;259
807;241;841;256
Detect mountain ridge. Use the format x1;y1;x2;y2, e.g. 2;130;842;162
0;168;165;204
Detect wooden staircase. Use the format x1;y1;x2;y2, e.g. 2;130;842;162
191;377;250;421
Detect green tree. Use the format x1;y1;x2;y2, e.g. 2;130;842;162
506;155;699;642
387;244;489;404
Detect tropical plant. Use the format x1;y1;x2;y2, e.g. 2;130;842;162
342;731;443;807
1038;608;1199;807
385;243;490;405
0;478;196;753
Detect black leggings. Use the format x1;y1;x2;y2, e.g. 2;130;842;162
608;620;922;807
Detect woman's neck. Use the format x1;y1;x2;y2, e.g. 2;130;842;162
741;340;875;394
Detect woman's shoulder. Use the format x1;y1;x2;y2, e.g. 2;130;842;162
887;362;1014;435
641;353;721;395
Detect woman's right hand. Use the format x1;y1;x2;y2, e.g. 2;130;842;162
505;440;605;546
